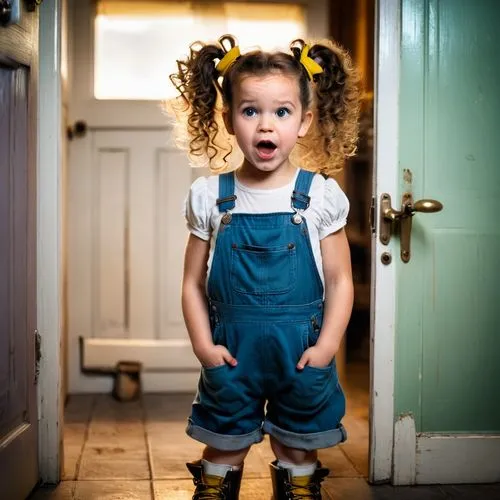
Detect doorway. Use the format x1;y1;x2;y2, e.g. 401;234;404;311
59;0;374;496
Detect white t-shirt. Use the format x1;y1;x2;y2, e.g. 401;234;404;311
183;169;349;287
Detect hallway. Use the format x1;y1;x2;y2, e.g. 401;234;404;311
31;364;500;499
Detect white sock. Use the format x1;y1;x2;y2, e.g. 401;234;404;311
202;459;240;478
277;460;317;477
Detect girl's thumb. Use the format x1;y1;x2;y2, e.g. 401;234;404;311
296;354;309;370
223;348;237;367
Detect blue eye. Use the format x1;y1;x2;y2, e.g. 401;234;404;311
276;107;290;118
243;107;257;117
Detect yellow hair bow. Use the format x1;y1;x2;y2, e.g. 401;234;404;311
300;45;323;81
216;46;241;77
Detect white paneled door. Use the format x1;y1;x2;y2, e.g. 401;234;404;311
68;130;202;392
67;0;206;393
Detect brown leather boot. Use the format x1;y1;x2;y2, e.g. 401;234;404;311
186;460;243;500
269;460;329;499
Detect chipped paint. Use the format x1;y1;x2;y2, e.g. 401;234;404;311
396;411;414;421
403;168;413;187
393;413;416;485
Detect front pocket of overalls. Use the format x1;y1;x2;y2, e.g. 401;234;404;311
230;244;297;295
200;364;248;416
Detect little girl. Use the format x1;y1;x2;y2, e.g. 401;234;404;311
169;34;360;499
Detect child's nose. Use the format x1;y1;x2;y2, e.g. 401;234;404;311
258;114;274;132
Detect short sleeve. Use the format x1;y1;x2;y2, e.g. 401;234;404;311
318;178;350;239
183;176;211;241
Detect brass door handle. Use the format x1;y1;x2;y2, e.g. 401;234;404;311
407;198;443;215
379;193;443;262
67;120;88;140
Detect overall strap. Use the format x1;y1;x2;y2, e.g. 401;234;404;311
216;172;236;213
291;169;315;210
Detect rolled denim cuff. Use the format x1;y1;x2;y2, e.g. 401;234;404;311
262;420;347;451
186;418;264;451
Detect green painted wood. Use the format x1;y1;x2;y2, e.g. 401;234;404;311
396;0;500;432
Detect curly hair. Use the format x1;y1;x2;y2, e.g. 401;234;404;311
167;34;361;176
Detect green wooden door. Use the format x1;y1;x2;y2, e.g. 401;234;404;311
392;0;500;484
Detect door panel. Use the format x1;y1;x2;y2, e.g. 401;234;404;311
68;131;201;392
0;45;38;500
397;0;500;433
90;131;192;342
0;68;29;439
95;147;129;338
372;0;500;484
388;0;500;483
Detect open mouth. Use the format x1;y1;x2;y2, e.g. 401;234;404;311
256;140;277;159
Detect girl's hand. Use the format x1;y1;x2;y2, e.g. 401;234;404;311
195;344;238;369
296;345;337;370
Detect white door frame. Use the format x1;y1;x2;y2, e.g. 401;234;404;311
38;0;402;485
38;0;64;484
369;0;399;484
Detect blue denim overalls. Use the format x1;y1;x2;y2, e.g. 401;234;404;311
186;169;346;451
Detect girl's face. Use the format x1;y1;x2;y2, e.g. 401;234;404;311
224;73;312;176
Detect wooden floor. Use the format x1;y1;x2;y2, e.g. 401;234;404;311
31;363;500;499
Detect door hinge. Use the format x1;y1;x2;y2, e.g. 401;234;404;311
369;196;376;234
35;329;41;385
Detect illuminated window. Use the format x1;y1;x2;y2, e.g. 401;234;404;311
94;1;306;100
